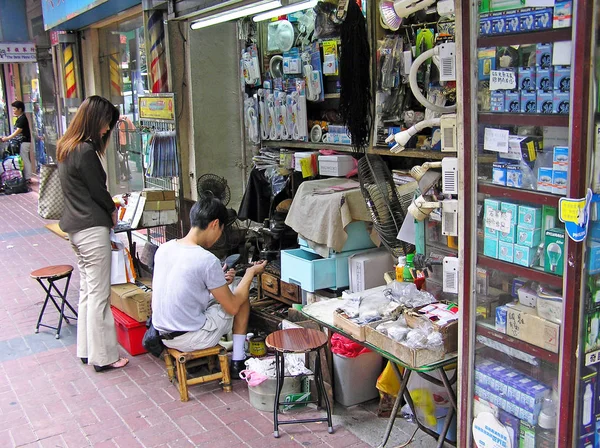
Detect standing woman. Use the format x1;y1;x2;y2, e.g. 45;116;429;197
57;96;128;372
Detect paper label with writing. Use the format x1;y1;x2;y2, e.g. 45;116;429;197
484;128;509;153
559;189;592;242
489;70;516;91
473;412;510;448
485;209;513;233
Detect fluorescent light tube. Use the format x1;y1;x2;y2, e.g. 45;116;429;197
253;0;318;21
191;0;282;29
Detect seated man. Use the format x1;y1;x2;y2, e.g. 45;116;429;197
152;195;266;378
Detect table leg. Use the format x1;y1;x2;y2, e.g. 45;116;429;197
377;363;412;448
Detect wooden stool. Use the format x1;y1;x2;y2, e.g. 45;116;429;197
266;328;333;438
164;346;232;401
30;265;77;339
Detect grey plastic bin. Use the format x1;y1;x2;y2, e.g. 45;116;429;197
333;351;383;407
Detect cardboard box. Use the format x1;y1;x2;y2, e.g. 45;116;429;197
144;200;176;211
140;209;178;227
484;236;499;258
514;244;537;267
110;279;153;322
333;309;391;342
348;248;394;293
141;189;176;201
518;205;542;230
364;323;444;368
506;303;560;353
498;241;514;263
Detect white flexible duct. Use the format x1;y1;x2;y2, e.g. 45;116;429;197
385;117;441;153
409;47;457;114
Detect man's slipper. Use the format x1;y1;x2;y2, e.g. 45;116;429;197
93;357;129;372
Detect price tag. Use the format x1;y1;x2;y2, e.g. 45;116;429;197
485;209;512;233
484;128;509;153
489;70;516;90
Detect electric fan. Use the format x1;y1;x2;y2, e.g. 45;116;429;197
197;174;231;206
357;154;415;257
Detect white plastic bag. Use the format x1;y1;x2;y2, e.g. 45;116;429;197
110;230;136;285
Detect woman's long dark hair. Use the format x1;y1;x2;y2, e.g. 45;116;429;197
56;95;120;161
339;0;372;152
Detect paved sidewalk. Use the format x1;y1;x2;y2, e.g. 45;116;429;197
0;181;434;448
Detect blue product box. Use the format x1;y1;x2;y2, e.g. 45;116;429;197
518;205;542;229
553;91;570;114
520;91;536;113
537;91;554;114
488;364;509;392
484;236;499;258
590;222;600;242
491;13;507;35
554;1;572;28
493;162;507;186
504;91;520;113
519;10;536;32
517;227;542;247
536;43;553;69
534;8;553;31
514;244;537;267
480;17;493;36
553;170;568;196
498;410;520;448
502;202;519;225
499;241;514;263
491;91;505;112
578;433;595;448
553;146;569;172
506;164;523;188
554;66;571;92
506;14;520;33
538;167;554;192
522;382;549;413
588;242;600;275
478;47;496;80
496;305;508;333
512;278;528;297
518;67;536;91
536;68;553;91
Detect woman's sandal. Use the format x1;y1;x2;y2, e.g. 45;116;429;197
93;357;129;372
80;358;88;365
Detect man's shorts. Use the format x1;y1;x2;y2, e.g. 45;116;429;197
162;300;234;352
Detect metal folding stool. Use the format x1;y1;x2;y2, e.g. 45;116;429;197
265;328;334;438
31;265;77;339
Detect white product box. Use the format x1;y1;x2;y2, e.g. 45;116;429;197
348;247;395;293
294;152;318;172
318;155;355;177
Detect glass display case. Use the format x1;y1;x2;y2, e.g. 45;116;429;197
458;1;599;446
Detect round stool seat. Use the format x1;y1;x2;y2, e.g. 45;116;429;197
30;265;74;280
266;328;328;353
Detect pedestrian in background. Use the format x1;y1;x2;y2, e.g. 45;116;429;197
33;102;46;171
57;95;128;372
1;100;32;182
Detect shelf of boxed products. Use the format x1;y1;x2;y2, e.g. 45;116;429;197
478;255;563;289
262;140;354;152
477;322;559;364
478;182;561;207
371;146;498;163
478;27;572;48
478;112;569;127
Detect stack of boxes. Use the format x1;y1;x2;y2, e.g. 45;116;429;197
537;146;568;196
485;42;571;115
140;189;178;227
480;1;571;35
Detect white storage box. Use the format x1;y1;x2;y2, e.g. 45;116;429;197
318;155;355;177
348;247;395;293
294;152;318;172
333;352;383;406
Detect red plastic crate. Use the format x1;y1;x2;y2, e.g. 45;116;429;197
111;306;147;356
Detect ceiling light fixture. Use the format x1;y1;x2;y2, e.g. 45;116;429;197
190;0;282;29
253;0;318;22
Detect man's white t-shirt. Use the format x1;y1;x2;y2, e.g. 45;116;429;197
152;240;226;333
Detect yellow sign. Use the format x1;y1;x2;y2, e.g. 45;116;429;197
559;197;586;225
139;96;174;121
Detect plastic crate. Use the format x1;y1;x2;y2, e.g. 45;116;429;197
280;248;364;292
298;221;375;255
111;306;147;356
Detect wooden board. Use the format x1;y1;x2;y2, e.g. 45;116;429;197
45;223;68;240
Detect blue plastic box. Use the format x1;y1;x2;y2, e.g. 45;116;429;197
281;248;364;292
297;220;375;255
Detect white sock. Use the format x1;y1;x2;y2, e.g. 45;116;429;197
232;334;246;361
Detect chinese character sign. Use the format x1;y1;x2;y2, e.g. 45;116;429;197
0;43;36;63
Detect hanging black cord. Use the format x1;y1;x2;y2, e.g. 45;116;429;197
339;0;372;153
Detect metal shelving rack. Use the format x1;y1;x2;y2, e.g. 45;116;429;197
457;1;598;446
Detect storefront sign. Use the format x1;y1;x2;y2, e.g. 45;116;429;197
42;0;107;30
559;188;592;242
139;95;175;121
473;412;510;448
0;43;36;63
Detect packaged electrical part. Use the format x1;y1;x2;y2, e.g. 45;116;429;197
517;227;542;248
553;92;570;114
538;168;554;192
518;205;542;230
520;91;537;113
536;68;553;91
552;170;567;196
484;236;499;259
544;228;565;275
534;8;553;31
553;66;571;92
553;147;569;172
553;0;572;28
519;9;536;32
322;40;339;76
536;91;554;114
498;241;514;263
492;163;507;186
518;67;536;91
536;43;553;69
490;91;505;112
506;164;523;188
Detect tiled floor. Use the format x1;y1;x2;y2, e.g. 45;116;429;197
0;180;437;447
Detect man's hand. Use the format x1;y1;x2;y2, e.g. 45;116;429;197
0;136;5;142
224;268;235;285
247;260;267;277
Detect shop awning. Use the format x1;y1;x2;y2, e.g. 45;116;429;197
42;0;142;31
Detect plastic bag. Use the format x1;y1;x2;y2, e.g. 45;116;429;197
376;361;401;397
330;333;371;358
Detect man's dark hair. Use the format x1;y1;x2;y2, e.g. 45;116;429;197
190;195;229;230
11;100;24;112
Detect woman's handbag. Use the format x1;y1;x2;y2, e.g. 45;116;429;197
38;163;64;220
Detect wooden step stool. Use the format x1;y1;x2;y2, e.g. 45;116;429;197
164;346;232;401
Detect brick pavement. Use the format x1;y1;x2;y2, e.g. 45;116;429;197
0;180;433;448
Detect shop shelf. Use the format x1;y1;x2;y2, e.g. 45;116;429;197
324;93;341;99
478;182;561;207
478;255;563;288
478;28;572;47
478;113;569;127
262;140;354;152
477;322;559;364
